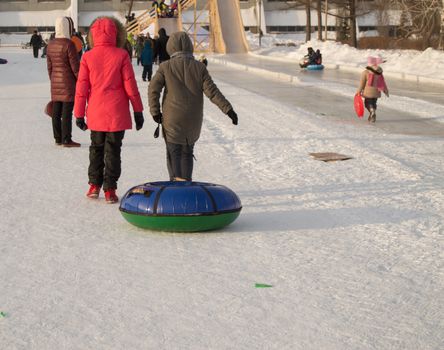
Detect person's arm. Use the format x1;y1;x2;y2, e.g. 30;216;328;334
202;68;232;114
121;53;143;112
148;65;165;118
46;50;52;78
67;41;80;79
357;71;366;94
74;58;90;118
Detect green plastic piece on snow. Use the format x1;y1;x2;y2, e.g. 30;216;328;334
255;283;273;288
0;311;7;318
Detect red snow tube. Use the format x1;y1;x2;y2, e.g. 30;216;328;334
354;93;364;118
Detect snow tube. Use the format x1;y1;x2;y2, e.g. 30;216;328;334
119;181;242;232
306;64;324;71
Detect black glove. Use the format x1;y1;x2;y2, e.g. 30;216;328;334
152;113;162;124
76;117;88;131
227;109;238;125
134;112;144;131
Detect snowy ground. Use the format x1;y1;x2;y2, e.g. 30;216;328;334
0;47;444;349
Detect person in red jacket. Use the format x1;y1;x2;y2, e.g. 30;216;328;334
74;17;144;203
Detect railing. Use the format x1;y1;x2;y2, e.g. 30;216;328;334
126;0;197;35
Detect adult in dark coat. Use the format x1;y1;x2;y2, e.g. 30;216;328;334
148;32;238;181
153;28;170;63
46;16;80;147
30;30;43;58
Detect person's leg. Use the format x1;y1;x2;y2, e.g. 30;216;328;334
33;46;38;58
103;131;125;191
365;98;377;122
142;65;147;81
147;64;153;81
51;101;63;144
88;131;106;187
61;102;74;144
165;141;182;181
180;143;194;181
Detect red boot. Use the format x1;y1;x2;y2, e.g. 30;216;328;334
86;184;101;199
104;188;118;204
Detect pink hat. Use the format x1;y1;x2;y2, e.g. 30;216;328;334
367;56;377;66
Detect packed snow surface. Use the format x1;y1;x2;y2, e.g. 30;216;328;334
0;48;443;349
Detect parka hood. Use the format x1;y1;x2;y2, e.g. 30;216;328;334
55;17;74;39
166;31;194;56
87;17;127;48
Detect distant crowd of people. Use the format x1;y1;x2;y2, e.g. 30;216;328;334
152;0;178;18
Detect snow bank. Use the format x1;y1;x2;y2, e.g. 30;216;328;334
246;32;444;82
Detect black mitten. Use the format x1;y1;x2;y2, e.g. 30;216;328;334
76;117;88;131
152;113;163;124
134;112;144;131
227;109;238;125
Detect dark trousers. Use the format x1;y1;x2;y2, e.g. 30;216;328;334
88;131;125;190
32;46;39;58
165;141;195;181
137;57;141;66
142;64;153;81
364;98;378;111
52;101;74;144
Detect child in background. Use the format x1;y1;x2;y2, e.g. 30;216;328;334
74;17;144;203
141;39;153;81
357;56;389;123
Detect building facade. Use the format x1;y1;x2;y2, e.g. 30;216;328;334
0;0;387;35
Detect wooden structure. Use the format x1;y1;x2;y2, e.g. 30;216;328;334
125;0;249;53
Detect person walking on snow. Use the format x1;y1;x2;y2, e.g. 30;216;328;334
357;56;389;123
46;17;80;147
148;31;238;181
74;17;144;203
30;30;43;58
153;28;170;64
141;40;153;81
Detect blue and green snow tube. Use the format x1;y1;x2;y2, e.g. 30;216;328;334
119;181;242;232
306;64;324;71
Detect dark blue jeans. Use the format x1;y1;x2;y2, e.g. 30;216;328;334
165;141;195;181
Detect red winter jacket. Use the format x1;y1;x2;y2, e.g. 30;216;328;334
74;17;143;132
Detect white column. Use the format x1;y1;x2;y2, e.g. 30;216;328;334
71;0;79;31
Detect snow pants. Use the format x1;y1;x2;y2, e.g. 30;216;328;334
142;64;153;81
88;131;125;190
364;98;378;111
165;141;195;181
52;101;74;144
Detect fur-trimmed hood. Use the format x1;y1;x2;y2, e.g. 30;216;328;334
87;17;127;49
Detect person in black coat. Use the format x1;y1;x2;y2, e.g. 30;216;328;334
153;28;170;63
30;30;43;58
